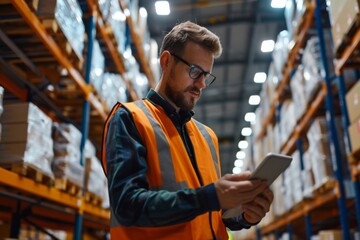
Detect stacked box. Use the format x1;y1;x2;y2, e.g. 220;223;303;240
346;80;360;154
101;73;128;109
127;56;149;99
90;40;105;95
302;150;315;198
306;117;334;187
106;0;127;55
37;0;85;59
52;123;84;187
279;100;297;146
328;0;360;54
289;151;304;205
272;175;287;216
84;140;109;209
290;66;307;121
0;103;54;176
272;30;290;81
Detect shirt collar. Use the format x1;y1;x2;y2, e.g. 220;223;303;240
146;89;194;123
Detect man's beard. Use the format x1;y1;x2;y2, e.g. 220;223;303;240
165;69;200;111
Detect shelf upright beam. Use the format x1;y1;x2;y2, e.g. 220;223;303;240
304;214;312;240
11;0;107;120
314;0;350;239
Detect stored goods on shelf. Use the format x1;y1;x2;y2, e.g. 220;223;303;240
90;40;105;95
346;80;360;124
272;30;291;81
52;123;84;188
328;0;360;55
35;0;85;60
349;119;360;155
284;0;311;38
279;100;297;146
0;102;54;177
84;140;109;209
101;73;128;109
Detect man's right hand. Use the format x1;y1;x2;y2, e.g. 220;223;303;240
214;171;268;210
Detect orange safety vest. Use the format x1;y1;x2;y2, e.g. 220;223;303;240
102;99;228;240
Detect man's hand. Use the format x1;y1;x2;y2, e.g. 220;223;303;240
214;171;269;210
242;188;273;224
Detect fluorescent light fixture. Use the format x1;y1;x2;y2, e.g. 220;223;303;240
241;127;252;136
261;40;275;53
271;0;287;8
139;7;148;18
113;11;126;21
238;140;248;149
155;1;170;15
123;8;130;17
234;159;244;168
236;151;246;159
244;112;256;123
254;72;267;83
232;167;242;174
249;95;260;105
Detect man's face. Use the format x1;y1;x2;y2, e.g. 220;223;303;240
165;42;214;111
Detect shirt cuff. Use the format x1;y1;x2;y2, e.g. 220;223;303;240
196;183;221;211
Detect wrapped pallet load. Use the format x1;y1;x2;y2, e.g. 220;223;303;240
84;140;109;209
52;123;84;188
0;102;54;177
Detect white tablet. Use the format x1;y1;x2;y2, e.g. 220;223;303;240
222;153;293;219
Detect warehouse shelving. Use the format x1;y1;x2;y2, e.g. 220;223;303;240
256;0;315;141
254;0;358;239
333;20;360;234
0;0;157;239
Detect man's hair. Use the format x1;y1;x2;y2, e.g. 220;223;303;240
159;21;222;58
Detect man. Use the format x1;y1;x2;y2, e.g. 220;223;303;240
102;21;273;240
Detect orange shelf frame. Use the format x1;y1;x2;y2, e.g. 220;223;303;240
119;0;155;89
0;167;79;209
281;83;327;155
11;0;107;120
261;190;337;234
256;1;315;141
335;27;360;75
0;167;110;221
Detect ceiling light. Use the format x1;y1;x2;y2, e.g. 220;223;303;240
241;127;252;136
234;159;244;168
254;72;267;83
249;95;260;105
244;112;256;123
238;140;248;149
232;167;242;174
139;7;148;18
155;1;170;15
271;0;287;8
236;151;246;159
261;40;275;53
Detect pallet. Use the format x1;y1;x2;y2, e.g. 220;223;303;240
54;178;82;196
85;191;103;207
7;162;54;186
312;179;337;196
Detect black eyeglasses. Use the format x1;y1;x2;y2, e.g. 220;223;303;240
170;53;216;86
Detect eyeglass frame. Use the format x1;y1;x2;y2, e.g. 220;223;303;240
169;52;216;86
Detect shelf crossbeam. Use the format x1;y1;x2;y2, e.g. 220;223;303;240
335;27;360;75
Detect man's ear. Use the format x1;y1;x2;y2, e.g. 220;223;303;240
160;51;171;70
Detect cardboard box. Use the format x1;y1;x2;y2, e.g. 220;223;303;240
346;80;360;123
349;118;360;153
318;230;342;240
1;102;52;128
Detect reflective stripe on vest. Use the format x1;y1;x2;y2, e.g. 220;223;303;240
134;101;188;191
193;119;220;179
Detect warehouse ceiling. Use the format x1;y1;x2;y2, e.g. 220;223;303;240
139;0;286;174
